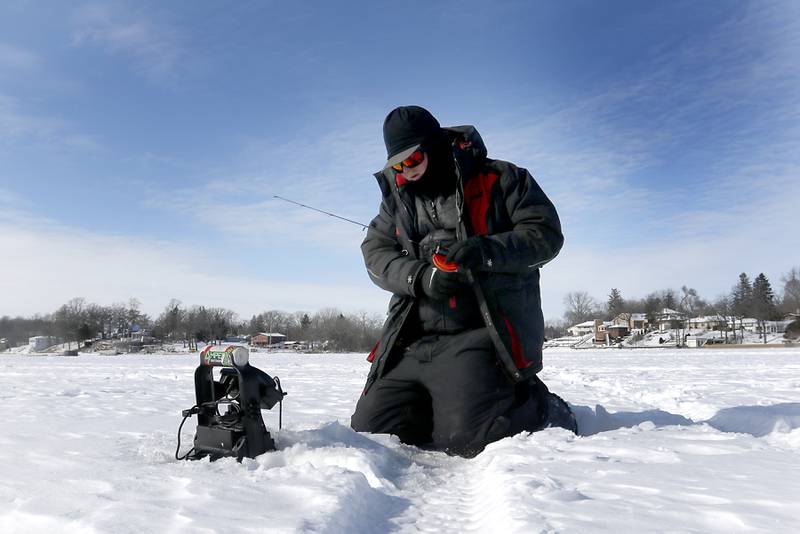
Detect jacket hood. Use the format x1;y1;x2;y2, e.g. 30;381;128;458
442;125;487;163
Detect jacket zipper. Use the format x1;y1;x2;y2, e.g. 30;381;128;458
452;155;466;241
394;183;415;232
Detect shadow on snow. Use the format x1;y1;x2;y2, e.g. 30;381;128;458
570;402;800;438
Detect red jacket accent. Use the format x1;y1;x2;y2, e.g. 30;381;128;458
463;172;498;235
503;316;532;369
367;341;380;362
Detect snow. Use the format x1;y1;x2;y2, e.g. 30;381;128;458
2;347;800;532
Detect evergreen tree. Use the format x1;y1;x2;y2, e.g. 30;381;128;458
729;273;754;343
607;288;625;320
752;273;775;308
248;314;266;336
732;273;753;318
752;273;778;343
662;289;677;310
300;313;312;331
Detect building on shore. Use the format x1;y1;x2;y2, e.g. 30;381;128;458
251;332;287;347
29;336;59;352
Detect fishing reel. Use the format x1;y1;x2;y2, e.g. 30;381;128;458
176;345;286;461
422;229;460;272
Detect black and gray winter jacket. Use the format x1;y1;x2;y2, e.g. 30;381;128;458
362;125;563;391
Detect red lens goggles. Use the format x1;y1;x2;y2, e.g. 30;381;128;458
391;149;425;171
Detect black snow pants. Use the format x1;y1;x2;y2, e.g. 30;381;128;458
350;328;545;457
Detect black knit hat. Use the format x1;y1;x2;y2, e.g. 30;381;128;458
382;106;441;169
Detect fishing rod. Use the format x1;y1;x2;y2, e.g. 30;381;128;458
274;194;460;273
273;195;368;230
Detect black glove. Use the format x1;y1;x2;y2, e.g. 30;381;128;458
418;266;467;301
445;236;488;270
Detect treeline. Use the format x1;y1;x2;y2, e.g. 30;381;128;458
553;266;800;340
5;267;798;350
0;297;384;352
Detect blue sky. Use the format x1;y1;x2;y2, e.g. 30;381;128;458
1;0;798;321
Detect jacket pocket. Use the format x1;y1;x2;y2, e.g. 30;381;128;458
484;272;523;291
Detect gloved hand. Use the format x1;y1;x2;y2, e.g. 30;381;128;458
418;266;468;301
445;236;488;270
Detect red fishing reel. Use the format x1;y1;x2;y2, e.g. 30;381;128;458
432;251;459;272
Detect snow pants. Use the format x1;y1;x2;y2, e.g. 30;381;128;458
350;328;545;457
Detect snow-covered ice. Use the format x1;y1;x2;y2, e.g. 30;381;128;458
2;347;799;533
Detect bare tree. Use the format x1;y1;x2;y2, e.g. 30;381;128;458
643;292;662;331
563;291;597;326
781;267;800;315
678;286;704;316
544;319;567;339
661;289;677;310
709;295;735;343
85;302;111;340
155;299;184;341
676;286;704;345
1;314;53;348
53;297;87;349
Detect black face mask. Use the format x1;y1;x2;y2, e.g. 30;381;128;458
407;139;456;198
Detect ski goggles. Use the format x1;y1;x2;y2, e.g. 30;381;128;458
390;149;426;172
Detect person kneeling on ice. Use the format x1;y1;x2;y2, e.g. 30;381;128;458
351;106;577;457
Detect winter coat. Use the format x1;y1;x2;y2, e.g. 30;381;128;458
362;125;563;392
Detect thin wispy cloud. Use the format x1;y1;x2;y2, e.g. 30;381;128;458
141;109;382;249
473;3;800;319
0;42;40;70
2;2;796;321
540;186;796;318
0;187;29;213
71;2;186;83
0;206;385;318
0;93;101;151
486;3;798;236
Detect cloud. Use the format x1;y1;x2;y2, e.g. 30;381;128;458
71;2;186;83
485;2;798;208
0;187;30;213
0;42;41;70
13;3;790;324
0;93;101;151
0;102;391;320
541;170;799;321
473;5;800;320
481;108;657;218
0;206;388;319
140;108;383;251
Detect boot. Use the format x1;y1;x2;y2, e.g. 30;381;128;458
531;376;578;434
